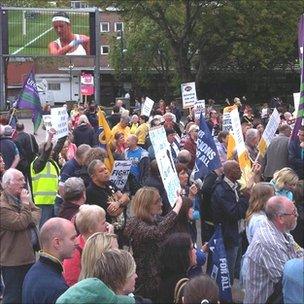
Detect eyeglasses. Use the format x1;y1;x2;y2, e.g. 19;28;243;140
280;210;298;217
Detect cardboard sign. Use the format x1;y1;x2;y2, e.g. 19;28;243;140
258;108;280;156
50;107;69;139
141;97;155;117
149;126;180;206
110;160;132;190
194;99;206;120
181;82;197;109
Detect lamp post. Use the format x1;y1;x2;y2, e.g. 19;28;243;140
117;30;127;97
68;61;74;102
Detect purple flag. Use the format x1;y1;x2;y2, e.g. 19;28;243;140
292;14;304;139
16;70;42;133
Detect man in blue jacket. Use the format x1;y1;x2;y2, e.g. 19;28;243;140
211;160;249;285
22;218;77;304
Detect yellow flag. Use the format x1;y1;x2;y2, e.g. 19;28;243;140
97;108;114;171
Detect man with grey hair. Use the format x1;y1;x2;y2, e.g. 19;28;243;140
54;144;91;216
243;196;303;304
22;217;77;304
111;114;131;139
0;168;40;304
177;149;192;167
58;177;86;220
244;128;260;162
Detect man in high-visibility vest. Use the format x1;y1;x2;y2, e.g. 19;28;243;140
31;129;60;227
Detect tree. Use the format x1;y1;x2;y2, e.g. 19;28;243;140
97;0;303;101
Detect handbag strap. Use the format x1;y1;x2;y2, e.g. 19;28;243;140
173;278;189;304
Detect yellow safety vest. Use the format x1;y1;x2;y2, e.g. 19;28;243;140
30;158;59;205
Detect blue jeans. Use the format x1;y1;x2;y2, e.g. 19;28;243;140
2;264;33;304
39;205;54;228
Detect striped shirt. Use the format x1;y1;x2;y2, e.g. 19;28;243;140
243;219;303;304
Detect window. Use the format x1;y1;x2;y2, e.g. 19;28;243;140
101;45;110;55
115;22;124;32
48;83;61;91
100;22;109;33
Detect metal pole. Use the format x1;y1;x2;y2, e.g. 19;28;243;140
94;8;101;105
0;8;6;111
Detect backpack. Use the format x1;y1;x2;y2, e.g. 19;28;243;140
173;278;189;304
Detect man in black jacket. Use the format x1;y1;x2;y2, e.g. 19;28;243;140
211;160;249;285
14;123;39;186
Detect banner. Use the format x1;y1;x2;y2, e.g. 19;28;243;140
194;99;206;120
193;113;221;179
50;107;69;139
292;14;304;139
141;97;155;117
181;82;197;109
110;160;132;190
149;126;180;206
258;108;280;157
16;70;42;133
222;105;237;132
208;225;232;302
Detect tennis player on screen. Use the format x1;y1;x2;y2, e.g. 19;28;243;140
48;12;90;55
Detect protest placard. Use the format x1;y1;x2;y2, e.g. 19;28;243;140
141;97;155;117
194;99;205;120
230;107;251;170
149;126;180;206
258;108;280;157
181;82;197;109
222;105;237;131
50;107;69;139
110;160;132;190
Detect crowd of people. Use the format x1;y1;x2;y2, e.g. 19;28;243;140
0;96;303;304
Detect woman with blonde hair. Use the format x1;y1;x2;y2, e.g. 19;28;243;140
245;182;275;243
270;167;299;201
73;114;96;147
124;186;183;302
63;205;116;286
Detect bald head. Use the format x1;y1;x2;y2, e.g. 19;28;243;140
178;149;192;165
40;218;77;260
40;218;73;248
265;196;298;232
265;196;289;221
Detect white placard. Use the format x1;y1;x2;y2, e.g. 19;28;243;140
50;107;69;139
141;97;155;117
181;82;197;109
194;99;205;120
149;126;181;206
258;108;280;156
293;92;300;115
229;107;246;156
110;160;132;190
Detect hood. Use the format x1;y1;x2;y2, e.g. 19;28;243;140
56;278;135;304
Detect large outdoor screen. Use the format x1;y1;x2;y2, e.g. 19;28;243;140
2;9;95;56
